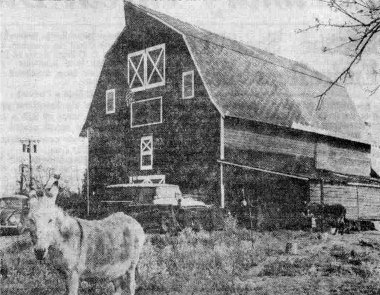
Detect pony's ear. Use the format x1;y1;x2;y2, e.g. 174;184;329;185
45;176;65;203
48;185;60;201
55;214;73;241
45;177;55;190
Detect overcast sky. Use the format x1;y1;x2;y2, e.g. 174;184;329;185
1;0;379;194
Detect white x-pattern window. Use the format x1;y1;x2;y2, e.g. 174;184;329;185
128;44;165;92
128;50;145;91
140;135;153;170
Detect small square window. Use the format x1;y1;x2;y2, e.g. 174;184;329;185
106;89;115;114
182;70;194;99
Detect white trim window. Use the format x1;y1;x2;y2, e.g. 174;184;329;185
106;89;116;114
127;50;145;92
130;97;163;128
182;70;194;99
140;135;153;170
128;44;165;92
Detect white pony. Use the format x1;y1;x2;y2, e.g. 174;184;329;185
28;180;145;295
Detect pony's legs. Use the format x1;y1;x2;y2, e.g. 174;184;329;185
66;270;79;295
112;277;123;295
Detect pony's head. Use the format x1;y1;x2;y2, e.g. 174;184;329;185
28;198;59;260
27;174;70;260
27;196;73;261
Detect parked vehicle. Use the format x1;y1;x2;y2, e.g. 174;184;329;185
0;195;29;235
97;183;226;234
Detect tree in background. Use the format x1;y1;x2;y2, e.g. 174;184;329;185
300;0;379;108
34;165;55;189
15;164;55;194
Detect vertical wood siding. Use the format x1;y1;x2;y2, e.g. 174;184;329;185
358;186;380;220
225;128;314;158
315;142;370;177
309;184;358;219
309;183;380;220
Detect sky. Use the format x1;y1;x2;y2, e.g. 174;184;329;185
0;0;379;194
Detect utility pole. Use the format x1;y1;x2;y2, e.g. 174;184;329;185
19;164;27;194
19;165;24;193
20;139;39;190
28;140;33;189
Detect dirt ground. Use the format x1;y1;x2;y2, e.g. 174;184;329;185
2;229;380;294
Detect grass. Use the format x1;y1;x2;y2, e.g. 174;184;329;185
2;221;380;294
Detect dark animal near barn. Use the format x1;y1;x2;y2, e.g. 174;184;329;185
306;202;347;235
28;180;145;295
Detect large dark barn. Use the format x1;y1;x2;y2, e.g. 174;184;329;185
81;1;380;226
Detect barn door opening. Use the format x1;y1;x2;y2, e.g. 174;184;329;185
224;164;309;230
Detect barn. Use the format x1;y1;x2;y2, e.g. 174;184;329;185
80;1;380;226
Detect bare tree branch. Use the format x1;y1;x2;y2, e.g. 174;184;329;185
316;20;379;109
299;0;380;109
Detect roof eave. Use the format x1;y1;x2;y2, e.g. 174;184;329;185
291;122;369;145
79;126;87;138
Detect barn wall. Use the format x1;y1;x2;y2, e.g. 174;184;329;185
223;118;371;179
315;138;370;177
222;118;312;227
88;4;220;202
358;186;380;220
309;183;358;219
225;128;314;158
309;183;380;220
224;118;316;176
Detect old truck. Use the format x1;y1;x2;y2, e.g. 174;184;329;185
97;183;226;234
0;195;29;235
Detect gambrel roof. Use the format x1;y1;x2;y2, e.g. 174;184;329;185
125;1;366;143
81;1;366;143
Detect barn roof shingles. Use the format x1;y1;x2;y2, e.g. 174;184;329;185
81;1;366;143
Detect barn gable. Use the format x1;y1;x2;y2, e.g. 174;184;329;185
80;2;222;199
